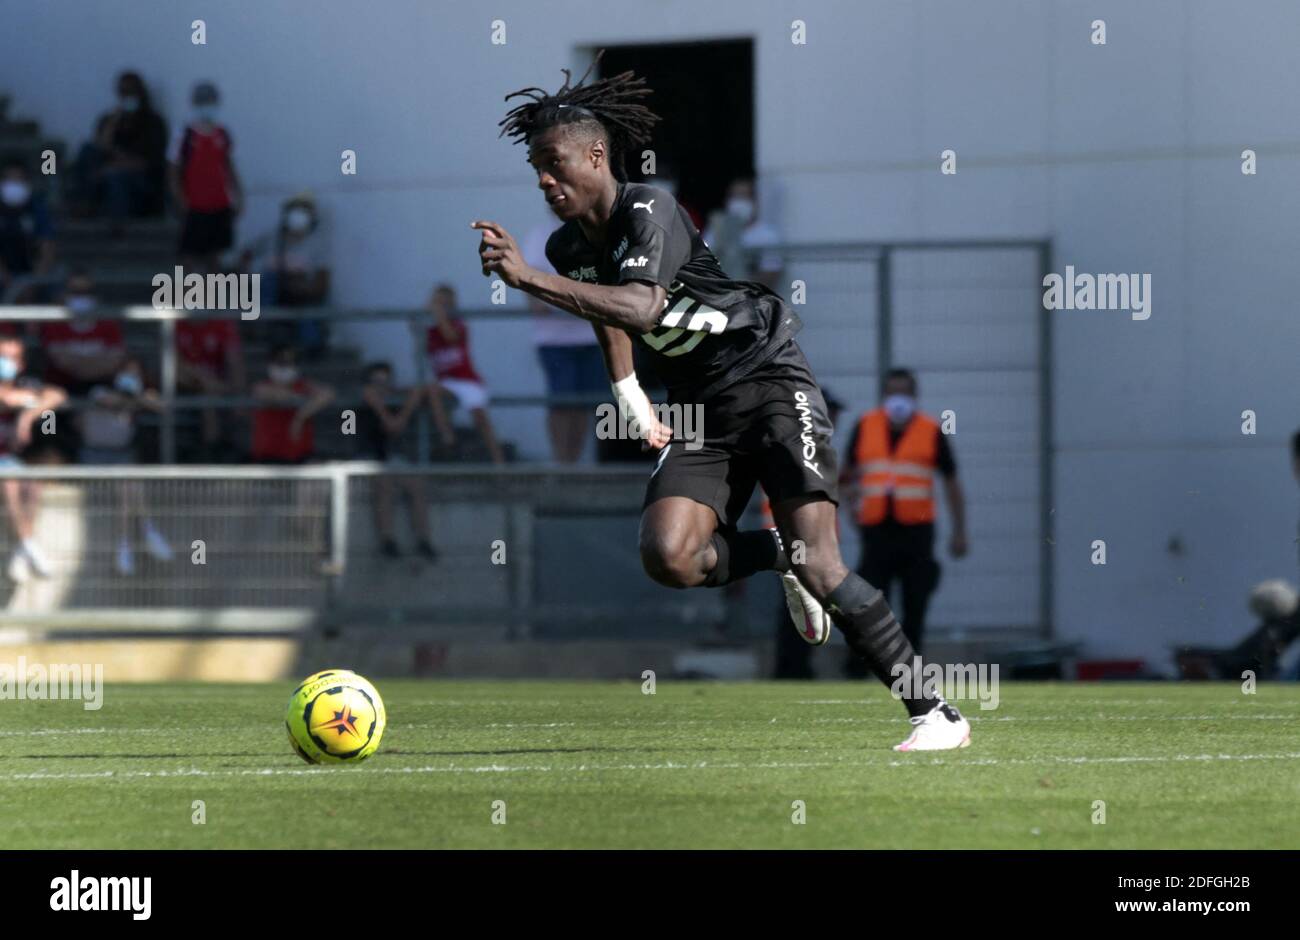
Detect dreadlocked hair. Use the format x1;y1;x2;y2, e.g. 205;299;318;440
497;49;660;183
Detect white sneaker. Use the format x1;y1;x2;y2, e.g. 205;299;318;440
894;702;972;752
143;524;173;562
115;538;135;576
781;571;832;646
7;551;30;583
20;538;51;578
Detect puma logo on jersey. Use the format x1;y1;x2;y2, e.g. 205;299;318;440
632;200;655;214
620;256;649;269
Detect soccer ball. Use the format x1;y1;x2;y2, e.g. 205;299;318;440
285;669;386;764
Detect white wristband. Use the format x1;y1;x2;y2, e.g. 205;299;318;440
612;373;655;438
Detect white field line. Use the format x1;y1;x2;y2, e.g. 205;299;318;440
796;699;1300;707
2;751;1300;783
2;713;1298;739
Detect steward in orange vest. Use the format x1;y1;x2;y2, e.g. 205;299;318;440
852;408;942;525
842;370;966;666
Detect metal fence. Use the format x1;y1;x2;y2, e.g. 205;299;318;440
0;464;735;639
766;239;1052;639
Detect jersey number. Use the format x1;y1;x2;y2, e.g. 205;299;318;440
641;295;728;357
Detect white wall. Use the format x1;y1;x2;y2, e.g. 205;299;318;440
3;0;1298;666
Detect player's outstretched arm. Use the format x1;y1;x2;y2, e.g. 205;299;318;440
522;268;664;333
472;220;664;332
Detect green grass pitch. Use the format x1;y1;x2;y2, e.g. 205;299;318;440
1;680;1297;849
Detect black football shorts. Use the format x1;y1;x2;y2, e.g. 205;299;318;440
643;341;839;527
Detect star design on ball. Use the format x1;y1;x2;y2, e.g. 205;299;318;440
316;702;361;738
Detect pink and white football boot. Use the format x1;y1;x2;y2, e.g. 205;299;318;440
894;702;972;751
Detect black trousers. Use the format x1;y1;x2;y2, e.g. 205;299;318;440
844;521;941;677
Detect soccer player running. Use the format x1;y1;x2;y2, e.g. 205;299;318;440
472;54;969;750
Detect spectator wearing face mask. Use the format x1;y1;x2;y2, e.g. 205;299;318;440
168;81;243;272
0;158;56;305
40;271;127;397
244;192;331;356
702;177;783;291
78;357;172;575
71;70;168;228
0;334;67;583
842;368;968;664
250;344;334;464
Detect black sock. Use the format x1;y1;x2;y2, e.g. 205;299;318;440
702;528;788;587
824;572;941;717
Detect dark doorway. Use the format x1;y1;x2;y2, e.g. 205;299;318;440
592;39;753;232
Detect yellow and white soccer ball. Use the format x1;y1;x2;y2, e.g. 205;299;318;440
285;669;386;764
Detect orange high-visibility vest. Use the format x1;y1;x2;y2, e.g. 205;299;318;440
853;409;939;525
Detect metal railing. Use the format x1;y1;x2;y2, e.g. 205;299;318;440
0;464;730;638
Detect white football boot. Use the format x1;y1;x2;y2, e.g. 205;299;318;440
894;702;972;752
780;571;832;646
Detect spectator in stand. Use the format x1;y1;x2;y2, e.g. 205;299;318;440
71;70;168;230
176;315;244;459
425;284;505;464
40;271;127;397
702;177;783;291
250;344;334;464
0;333;66;583
0;158;56;304
357;361;438;561
168;81;242;272
78;357;172;575
242;192;331;357
521;220;604;462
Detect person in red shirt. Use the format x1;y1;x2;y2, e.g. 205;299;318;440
425;284;504;464
176;316;244;456
40;271;126;396
250;344;334;464
167;81;243;271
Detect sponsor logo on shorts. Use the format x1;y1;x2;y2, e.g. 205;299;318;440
793;390;823;479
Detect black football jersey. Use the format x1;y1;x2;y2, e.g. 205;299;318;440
544;181;801;401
